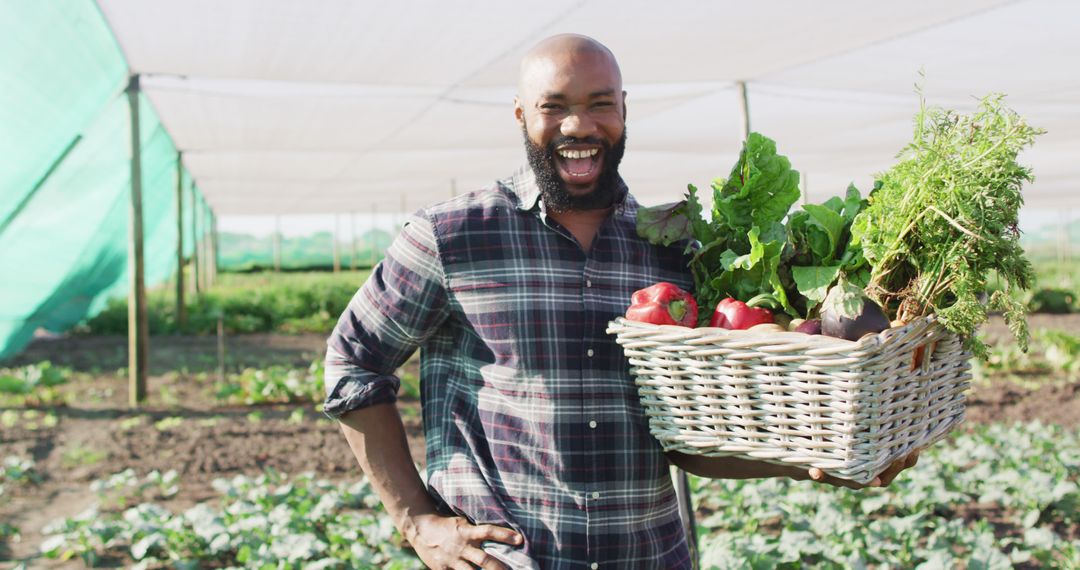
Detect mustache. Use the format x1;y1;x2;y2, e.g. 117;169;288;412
547;136;607;151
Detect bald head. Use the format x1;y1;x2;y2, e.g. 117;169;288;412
518;34;621;95
517;35;622;102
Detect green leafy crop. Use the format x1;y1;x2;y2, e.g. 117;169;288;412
637;133;801;319
852;92;1043;357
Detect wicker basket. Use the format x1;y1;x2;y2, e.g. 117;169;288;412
606;315;972;483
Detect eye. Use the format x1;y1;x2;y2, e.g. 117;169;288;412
540;102;565;112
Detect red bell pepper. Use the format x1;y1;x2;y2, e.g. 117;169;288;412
709;297;774;329
625;282;698;327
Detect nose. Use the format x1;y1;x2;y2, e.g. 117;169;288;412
560;109;597;139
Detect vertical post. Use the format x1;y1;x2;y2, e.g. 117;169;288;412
175;152;187;330
273;215;282;272
734;79;751;142
736;80;750;142
126;75;148;407
217;312;226;384
370;204;378;267
801;172;809;206
191;192;201;295
450;178;457;198
350;211;358;271
199;207;210;291
1059;209;1069;287
210;211;219;286
332;213;341;273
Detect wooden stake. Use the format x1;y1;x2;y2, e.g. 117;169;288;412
126;75;148;407
175;152;186;330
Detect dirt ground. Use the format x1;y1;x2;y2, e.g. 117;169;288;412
1;314;1078;567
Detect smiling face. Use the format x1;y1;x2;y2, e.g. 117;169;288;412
515;37;627;212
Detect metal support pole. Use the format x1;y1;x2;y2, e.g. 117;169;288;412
737;80;751;141
333;213;341;273
192;193;201;295
210;211;219;286
370;204;378;267
450;178;458;198
217;312;226;384
274;215;282;272
126;75;148;407
175;152;186;330
350;211;358;271
801;171;809;206
199;207;209;291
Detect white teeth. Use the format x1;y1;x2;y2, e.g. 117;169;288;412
558;148;599;159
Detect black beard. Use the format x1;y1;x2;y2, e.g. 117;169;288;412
522;126;627;213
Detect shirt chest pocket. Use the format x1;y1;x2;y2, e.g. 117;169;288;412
446;270;584;347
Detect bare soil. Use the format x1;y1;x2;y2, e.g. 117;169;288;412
1;314;1078;567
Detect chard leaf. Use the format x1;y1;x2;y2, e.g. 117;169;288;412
792;264;842;309
712;133;801;232
803;204;845;260
683;184;716;245
822;196;845;213
712;227;795;315
636;201;692;246
842;183;866;224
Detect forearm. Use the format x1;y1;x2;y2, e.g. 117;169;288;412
338;403;438;542
667;451;810;481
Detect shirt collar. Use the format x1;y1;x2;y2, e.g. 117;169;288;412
508;165;631;216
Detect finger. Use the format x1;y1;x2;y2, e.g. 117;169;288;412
906;451;920;468
466;524;523;546
808;467;825;482
450;562;473;570
463;546;510;570
880;452;919;485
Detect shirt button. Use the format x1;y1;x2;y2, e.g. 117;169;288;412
586;348;594;357
586;279;592;287
592;491;600;499
591;563;599;570
588;420;597;429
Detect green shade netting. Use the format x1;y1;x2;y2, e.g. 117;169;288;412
0;0;208;359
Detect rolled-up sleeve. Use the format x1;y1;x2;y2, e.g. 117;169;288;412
323;212;448;419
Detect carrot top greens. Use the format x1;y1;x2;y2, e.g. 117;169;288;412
852;92;1043;357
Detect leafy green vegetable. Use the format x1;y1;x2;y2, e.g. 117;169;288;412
637;133;800;319
792;265;842;307
633;201;693;247
851;92;1043;357
785;184;870;314
713;133;802;237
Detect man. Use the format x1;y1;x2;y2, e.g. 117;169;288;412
324;34;916;569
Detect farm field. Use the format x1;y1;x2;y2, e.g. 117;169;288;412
1;275;1079;569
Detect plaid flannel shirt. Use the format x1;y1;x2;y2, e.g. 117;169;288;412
324;167;694;569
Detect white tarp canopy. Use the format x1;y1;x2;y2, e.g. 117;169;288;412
96;0;1080;217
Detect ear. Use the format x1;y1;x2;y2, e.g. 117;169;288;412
621;90;628;121
514;96;525;127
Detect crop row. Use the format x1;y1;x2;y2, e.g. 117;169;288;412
2;422;1075;569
